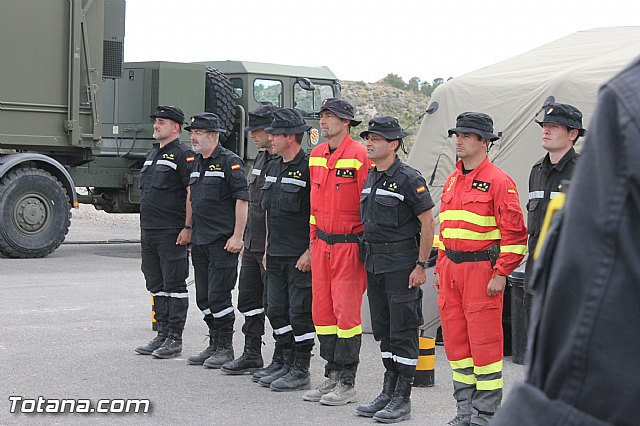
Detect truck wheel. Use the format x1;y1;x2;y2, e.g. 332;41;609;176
0;168;71;258
205;67;237;143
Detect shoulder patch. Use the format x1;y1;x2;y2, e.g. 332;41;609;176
472;180;491;192
507;188;516;194
231;163;241;170
416;185;427;194
186;155;195;163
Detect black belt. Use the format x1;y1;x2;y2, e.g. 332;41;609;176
364;238;418;254
445;248;491;264
316;229;361;245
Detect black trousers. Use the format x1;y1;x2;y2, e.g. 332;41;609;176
191;241;238;331
237;249;267;337
266;255;314;352
140;228;189;334
367;268;422;377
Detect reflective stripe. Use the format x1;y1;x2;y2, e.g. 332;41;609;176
438;241;446;250
251;168;261;176
143;160;153;166
441;228;502;241
381;351;393;359
309;215;316;225
241;308;264;317
550;191;561;199
439;210;497;227
294;332;316;342
315;325;337;335
152;291;188;299
335;158;363;170
528;191;544;200
337;325;362;338
453;371;476;385
212;306;234;318
474;360;503;375
500;245;527;255
190;172;200;178
281;177;307;187
201;308;212;316
274;325;293;335
362;187;371;195
476;377;504;391
204;171;224;178
309;157;328;168
450;358;474;369
432;234;441;248
393;355;418;366
265;176;277;182
376;189;404;201
156;159;177;170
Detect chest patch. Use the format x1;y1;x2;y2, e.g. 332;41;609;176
472;180;491;192
162;153;175;160
336;168;355;178
208;164;222;171
288;170;303;179
384;182;398;192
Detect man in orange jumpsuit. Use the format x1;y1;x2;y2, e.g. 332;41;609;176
434;112;527;426
303;98;372;406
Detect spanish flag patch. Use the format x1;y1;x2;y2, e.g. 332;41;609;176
186;156;195;163
231;163;241;170
416;185;426;193
507;188;516;194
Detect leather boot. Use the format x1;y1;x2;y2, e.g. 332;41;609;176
373;376;412;423
221;336;263;374
446;414;471;425
258;347;293;387
188;330;218;365
135;322;168;355
319;373;357;406
270;351;311;392
302;369;338;402
151;332;182;359
203;331;234;369
356;370;398;417
253;343;284;383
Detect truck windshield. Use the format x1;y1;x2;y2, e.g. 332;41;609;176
293;83;335;117
254;78;282;107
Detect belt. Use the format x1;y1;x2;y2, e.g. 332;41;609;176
364;238;418;254
316;229;361;245
445;248;491;264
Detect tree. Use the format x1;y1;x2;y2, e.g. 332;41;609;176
407;77;421;93
383;73;407;90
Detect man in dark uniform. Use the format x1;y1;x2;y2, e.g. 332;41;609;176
222;105;278;375
258;108;315;392
135;105;195;359
185;113;249;369
356;116;435;423
493;56;640;426
524;103;584;332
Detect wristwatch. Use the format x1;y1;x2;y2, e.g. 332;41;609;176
183;225;192;230
416;260;428;269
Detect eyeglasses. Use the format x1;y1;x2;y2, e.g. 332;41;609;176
364;135;388;142
190;130;211;136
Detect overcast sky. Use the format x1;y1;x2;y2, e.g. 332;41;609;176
124;0;640;83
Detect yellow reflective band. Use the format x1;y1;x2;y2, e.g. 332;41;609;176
500;245;527;255
439;210;497;227
441;228;502;241
449;358;474;369
476;377;503;391
439;241;446;250
337;325;362;338
432;234;441;248
335;158;363;170
315;325;337;335
535;193;566;260
453;371;476;385
309;157;328;168
309;215;316;225
474;360;503;375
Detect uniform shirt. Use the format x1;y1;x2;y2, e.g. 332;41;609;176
435;157;528;277
188;144;249;245
139;138;195;230
308;135;373;242
360;156;435;274
261;149;310;257
244;149;274;253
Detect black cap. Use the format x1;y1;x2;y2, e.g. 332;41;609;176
150;105;185;125
360;116;409;140
265;108;312;135
184;112;227;133
448;112;500;142
315;98;362;126
535;103;586;136
245;105;279;132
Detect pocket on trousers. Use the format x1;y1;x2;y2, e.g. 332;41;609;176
294;273;313;313
391;289;423;331
466;300;502;345
165;250;189;283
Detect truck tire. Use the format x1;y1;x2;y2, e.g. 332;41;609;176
0;168;71;258
204;67;236;143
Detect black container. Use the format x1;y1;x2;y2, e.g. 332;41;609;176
508;266;526;365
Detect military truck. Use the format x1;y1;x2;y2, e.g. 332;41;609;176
0;0;341;259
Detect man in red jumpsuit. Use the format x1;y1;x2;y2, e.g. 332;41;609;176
303;98;372;406
434;112;527;426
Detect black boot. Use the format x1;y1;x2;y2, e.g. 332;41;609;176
151;332;182;359
258;347;293;388
270;351;311;392
373;376;412;423
356;370;398;417
203;331;234;369
221;336;263;374
188;330;218;365
135;322;168;355
253;343;283;383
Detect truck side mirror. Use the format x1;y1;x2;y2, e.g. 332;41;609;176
296;77;315;91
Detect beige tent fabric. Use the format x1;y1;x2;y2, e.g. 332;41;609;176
408;27;640;222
